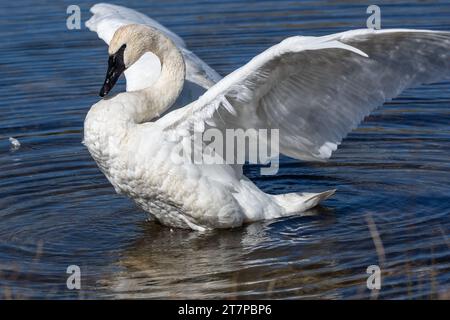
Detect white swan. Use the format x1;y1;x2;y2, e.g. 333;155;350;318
84;3;450;230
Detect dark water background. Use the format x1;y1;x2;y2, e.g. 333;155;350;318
0;0;449;299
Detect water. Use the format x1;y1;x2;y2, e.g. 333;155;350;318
1;0;449;299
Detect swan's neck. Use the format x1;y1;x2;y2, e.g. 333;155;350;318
138;35;185;122
96;32;186;125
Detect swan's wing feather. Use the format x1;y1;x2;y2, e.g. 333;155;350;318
162;29;450;161
86;3;221;88
86;3;185;47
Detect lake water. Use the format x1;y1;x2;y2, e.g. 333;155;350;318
0;0;449;299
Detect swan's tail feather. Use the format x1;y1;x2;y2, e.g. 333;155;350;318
273;189;336;216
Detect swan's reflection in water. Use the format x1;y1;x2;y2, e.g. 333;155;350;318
100;207;369;299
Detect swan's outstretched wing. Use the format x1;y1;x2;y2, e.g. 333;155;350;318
161;29;450;161
86;3;221;89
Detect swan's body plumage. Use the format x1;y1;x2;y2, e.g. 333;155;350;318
84;4;450;230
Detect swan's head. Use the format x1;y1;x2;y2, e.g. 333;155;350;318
100;24;157;97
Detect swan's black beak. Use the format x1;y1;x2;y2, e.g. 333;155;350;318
99;44;126;97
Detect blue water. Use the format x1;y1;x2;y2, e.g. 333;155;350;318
0;0;449;299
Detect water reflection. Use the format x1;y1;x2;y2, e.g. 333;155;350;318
102;207;364;299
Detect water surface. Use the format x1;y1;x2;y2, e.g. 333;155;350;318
0;0;449;299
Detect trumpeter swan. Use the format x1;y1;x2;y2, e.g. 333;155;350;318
84;4;450;230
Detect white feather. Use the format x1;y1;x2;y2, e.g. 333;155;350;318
85;4;450;230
